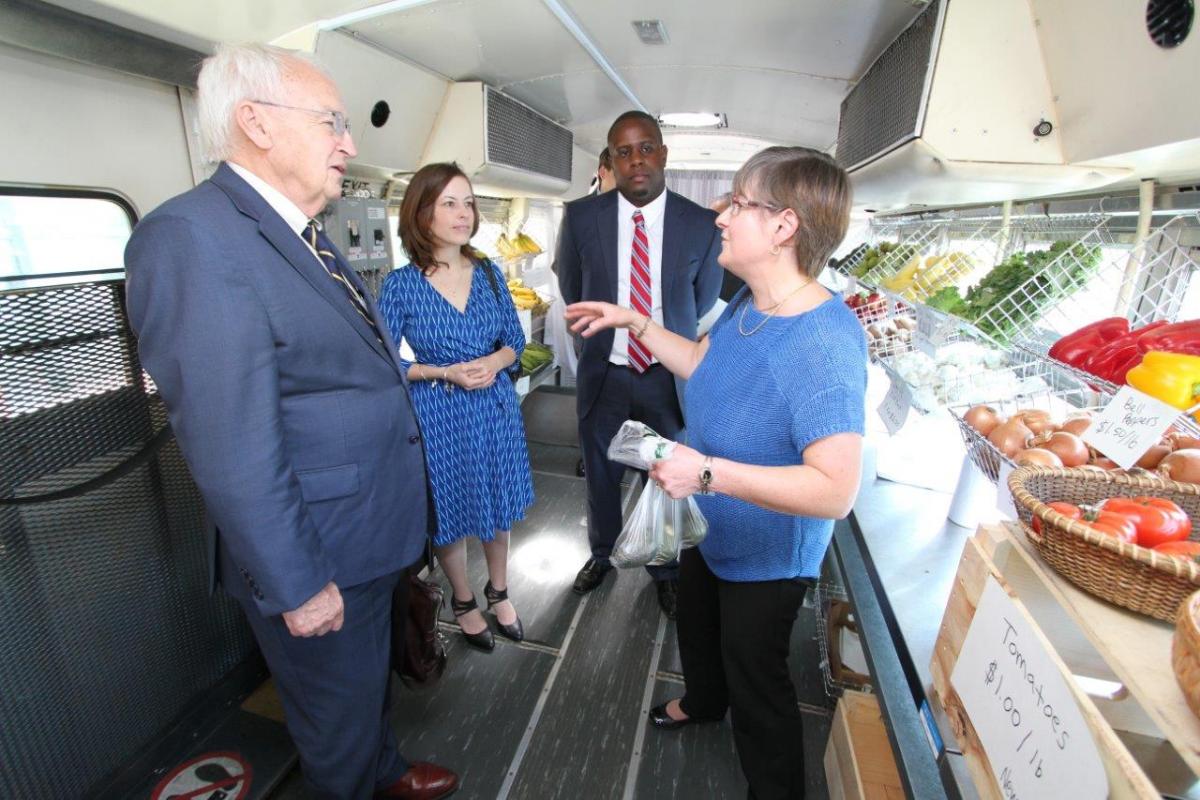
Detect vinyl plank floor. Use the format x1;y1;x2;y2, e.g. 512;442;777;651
521;389;579;448
527;441;584;480
388;635;556;800
504;565;666;800
434;472;591;649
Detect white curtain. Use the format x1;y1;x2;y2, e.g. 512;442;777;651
665;170;735;210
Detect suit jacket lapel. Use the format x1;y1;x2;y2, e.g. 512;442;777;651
211;164;397;370
660;192;685;314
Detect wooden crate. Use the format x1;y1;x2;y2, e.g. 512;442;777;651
823;690;904;800
928;523;1200;798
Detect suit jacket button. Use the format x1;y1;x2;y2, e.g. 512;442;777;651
408;434;420;444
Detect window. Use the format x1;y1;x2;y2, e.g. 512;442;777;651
0;190;134;290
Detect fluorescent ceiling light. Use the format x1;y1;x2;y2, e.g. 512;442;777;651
659;112;727;129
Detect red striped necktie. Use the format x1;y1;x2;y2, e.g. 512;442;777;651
628;210;652;372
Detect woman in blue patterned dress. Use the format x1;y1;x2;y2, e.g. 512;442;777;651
378;163;534;652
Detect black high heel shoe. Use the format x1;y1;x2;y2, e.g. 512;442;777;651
450;595;494;652
484;580;524;642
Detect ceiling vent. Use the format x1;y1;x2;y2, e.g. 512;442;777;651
835;0;1126;206
632;20;669;45
422;83;573;197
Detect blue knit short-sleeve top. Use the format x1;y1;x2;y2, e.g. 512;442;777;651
685;287;868;581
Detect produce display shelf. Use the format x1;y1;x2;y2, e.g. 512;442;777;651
932;523;1197;798
813;581;873;699
994;522;1197;779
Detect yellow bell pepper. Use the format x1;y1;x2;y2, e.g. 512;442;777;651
1126;350;1200;422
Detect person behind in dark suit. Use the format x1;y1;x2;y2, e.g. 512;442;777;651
565;146;866;799
124;43;456;800
555;111;722;619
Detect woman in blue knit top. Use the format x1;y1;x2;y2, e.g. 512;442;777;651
566;147;866;799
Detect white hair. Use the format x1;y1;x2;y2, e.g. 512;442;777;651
195;43;328;164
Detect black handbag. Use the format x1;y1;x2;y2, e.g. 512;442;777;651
392;545;447;688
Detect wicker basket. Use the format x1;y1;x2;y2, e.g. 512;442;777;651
1007;465;1200;621
1175;591;1200;720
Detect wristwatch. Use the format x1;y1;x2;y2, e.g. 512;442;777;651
698;456;714;495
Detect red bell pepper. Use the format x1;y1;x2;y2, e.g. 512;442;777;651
1134;320;1200;357
1079;320;1171;384
1048;317;1129;368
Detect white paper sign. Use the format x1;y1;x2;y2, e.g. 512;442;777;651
845;274;858;295
914;305;954;356
1082;384;1181;470
951;577;1108;800
878;378;912;434
996;460;1018;520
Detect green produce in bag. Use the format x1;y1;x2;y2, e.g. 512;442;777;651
606;421;708;567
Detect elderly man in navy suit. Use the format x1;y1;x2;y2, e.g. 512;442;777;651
556;111;723;619
124;44;456;800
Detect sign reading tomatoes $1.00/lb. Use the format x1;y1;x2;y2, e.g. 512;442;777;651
951;577;1108;800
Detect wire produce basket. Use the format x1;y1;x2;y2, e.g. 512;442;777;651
859;222;945;290
946;350;1110;482
1012;212;1200;361
813;581;872;699
967;213;1134;345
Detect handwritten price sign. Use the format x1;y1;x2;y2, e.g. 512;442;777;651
1082;385;1182;470
952;578;1108;800
877;377;912;435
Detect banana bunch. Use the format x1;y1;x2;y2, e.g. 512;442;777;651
885;252;976;302
495;232;544;260
507;278;545;311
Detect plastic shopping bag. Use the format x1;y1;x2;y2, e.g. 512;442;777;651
607;421;708;568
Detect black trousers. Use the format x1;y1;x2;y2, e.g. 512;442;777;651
578;362;683;580
676;547;809;799
240;571;408;799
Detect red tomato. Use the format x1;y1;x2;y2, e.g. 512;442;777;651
1099;496;1192;549
1032;502;1082;534
1152;540;1200;564
1081;508;1139;544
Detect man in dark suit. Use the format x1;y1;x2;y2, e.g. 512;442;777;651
124;44;456;800
556;111;722;618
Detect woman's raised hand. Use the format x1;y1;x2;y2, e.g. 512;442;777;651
564;301;641;338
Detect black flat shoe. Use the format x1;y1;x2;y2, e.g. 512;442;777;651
572;558;611;594
450;594;494;652
648;701;720;731
484;580;524;642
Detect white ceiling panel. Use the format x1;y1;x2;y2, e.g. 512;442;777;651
348;0;599;84
348;0;925;167
565;0;923;80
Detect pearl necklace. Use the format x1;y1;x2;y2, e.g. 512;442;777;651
737;278;813;336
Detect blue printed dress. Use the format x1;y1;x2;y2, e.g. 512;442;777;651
378;260;535;546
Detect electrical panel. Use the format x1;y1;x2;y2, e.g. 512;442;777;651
321;197;394;296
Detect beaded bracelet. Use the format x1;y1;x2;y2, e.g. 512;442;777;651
633;315;652;338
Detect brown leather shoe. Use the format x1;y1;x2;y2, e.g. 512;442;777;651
374;761;459;799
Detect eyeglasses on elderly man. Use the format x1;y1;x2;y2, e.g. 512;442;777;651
252;99;352;137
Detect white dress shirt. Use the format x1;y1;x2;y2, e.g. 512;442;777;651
610;190;667;365
228;162;326;266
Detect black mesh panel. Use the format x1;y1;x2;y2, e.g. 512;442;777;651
835;0;940;170
485;87;573;182
0;281;256;799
